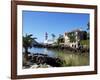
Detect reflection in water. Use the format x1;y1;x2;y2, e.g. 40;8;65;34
44;48;48;54
28;47;89;66
29;47;55;57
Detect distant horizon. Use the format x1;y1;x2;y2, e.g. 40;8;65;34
23;11;89;42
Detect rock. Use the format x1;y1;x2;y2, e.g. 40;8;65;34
24;53;64;67
36;56;46;64
31;64;38;68
30;63;52;68
45;56;63;67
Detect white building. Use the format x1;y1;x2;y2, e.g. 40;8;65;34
64;29;81;48
44;39;54;45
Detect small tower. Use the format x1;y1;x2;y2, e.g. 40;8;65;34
45;32;48;40
44;32;48;44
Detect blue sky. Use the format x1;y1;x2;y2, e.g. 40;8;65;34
22;11;89;42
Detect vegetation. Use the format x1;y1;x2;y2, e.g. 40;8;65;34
55;50;89;66
67;32;76;42
87;22;90;39
87;22;90;30
80;40;89;48
23;34;37;53
51;33;56;41
23;34;37;64
57;34;64;44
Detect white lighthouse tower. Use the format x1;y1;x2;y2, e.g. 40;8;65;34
44;32;48;44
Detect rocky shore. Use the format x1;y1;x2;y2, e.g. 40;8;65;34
23;53;64;69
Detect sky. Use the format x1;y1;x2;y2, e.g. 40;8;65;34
22;11;89;42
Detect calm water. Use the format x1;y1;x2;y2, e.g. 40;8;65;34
29;47;56;57
28;47;89;66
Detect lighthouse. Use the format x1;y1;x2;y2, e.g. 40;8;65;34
44;32;48;44
45;32;48;40
44;32;55;44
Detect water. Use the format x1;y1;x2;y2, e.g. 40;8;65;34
29;47;55;57
28;47;89;66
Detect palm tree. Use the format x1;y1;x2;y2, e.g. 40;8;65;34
87;22;90;39
23;34;37;65
51;33;56;41
87;22;90;30
23;34;37;53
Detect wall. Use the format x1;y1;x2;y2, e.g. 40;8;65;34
0;0;100;80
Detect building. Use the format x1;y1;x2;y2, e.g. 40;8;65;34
64;29;87;48
44;39;56;45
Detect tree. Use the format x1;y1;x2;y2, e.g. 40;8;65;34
51;33;56;41
23;34;37;53
67;32;76;42
87;22;90;30
87;22;90;39
23;34;37;66
57;34;64;44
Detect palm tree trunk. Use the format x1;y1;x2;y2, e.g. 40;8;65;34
24;47;28;61
25;47;28;53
